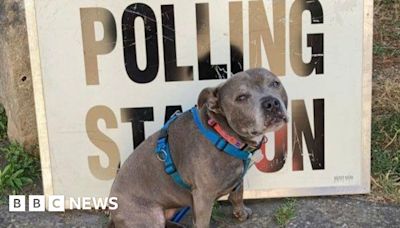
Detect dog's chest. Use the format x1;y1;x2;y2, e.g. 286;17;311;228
214;163;244;194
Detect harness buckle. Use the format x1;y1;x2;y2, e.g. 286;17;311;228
171;110;182;118
156;149;168;162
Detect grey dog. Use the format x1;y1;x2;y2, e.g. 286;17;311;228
109;68;288;228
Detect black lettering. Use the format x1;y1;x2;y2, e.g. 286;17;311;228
307;33;324;74
161;5;193;81
196;3;227;80
292;99;325;170
290;0;324;76
164;106;183;123
121;107;154;149
229;2;244;74
123;4;159;83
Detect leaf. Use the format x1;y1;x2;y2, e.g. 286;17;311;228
7;179;15;188
20;177;33;184
2;164;12;175
13;178;23;189
11;169;24;179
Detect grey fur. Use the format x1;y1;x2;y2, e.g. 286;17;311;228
109;68;288;228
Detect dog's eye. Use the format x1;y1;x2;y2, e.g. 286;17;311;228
271;80;280;88
236;94;250;102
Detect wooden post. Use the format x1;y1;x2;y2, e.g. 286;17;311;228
0;0;38;153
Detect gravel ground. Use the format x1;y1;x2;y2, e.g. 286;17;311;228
1;196;399;227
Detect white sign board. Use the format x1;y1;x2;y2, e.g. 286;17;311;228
25;0;372;203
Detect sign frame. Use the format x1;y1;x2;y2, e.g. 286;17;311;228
24;0;373;201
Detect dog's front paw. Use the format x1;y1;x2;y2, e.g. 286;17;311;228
233;206;252;222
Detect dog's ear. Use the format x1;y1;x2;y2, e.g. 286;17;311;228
197;87;220;113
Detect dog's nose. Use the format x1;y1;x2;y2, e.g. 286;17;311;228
262;96;281;112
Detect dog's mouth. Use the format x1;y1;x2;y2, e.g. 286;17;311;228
247;114;288;137
262;114;289;131
269;115;288;124
249;130;263;137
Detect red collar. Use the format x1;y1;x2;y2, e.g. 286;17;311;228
207;119;267;153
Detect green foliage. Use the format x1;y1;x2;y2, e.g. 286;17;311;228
0;105;7;139
373;43;400;58
372;148;400;176
379;0;396;5
371;113;400;175
211;202;225;222
373;172;400;202
371;113;400;202
0;142;40;197
373;43;388;56
274;198;296;227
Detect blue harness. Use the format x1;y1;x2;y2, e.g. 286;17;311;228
155;107;256;190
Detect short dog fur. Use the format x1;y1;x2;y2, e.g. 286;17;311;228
109;68;288;228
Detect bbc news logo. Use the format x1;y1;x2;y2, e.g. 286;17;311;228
9;195;118;212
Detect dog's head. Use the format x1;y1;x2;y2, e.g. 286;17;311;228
198;68;288;141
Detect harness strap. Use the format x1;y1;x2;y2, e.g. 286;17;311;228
190;107;253;175
164;107;260;224
208;119;260;153
190;107;252;161
155;111;191;190
155;107;257;191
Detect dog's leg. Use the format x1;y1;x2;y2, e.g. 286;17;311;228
111;199;166;228
228;182;252;222
191;190;214;228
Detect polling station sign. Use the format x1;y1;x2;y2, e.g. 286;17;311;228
25;0;372;204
